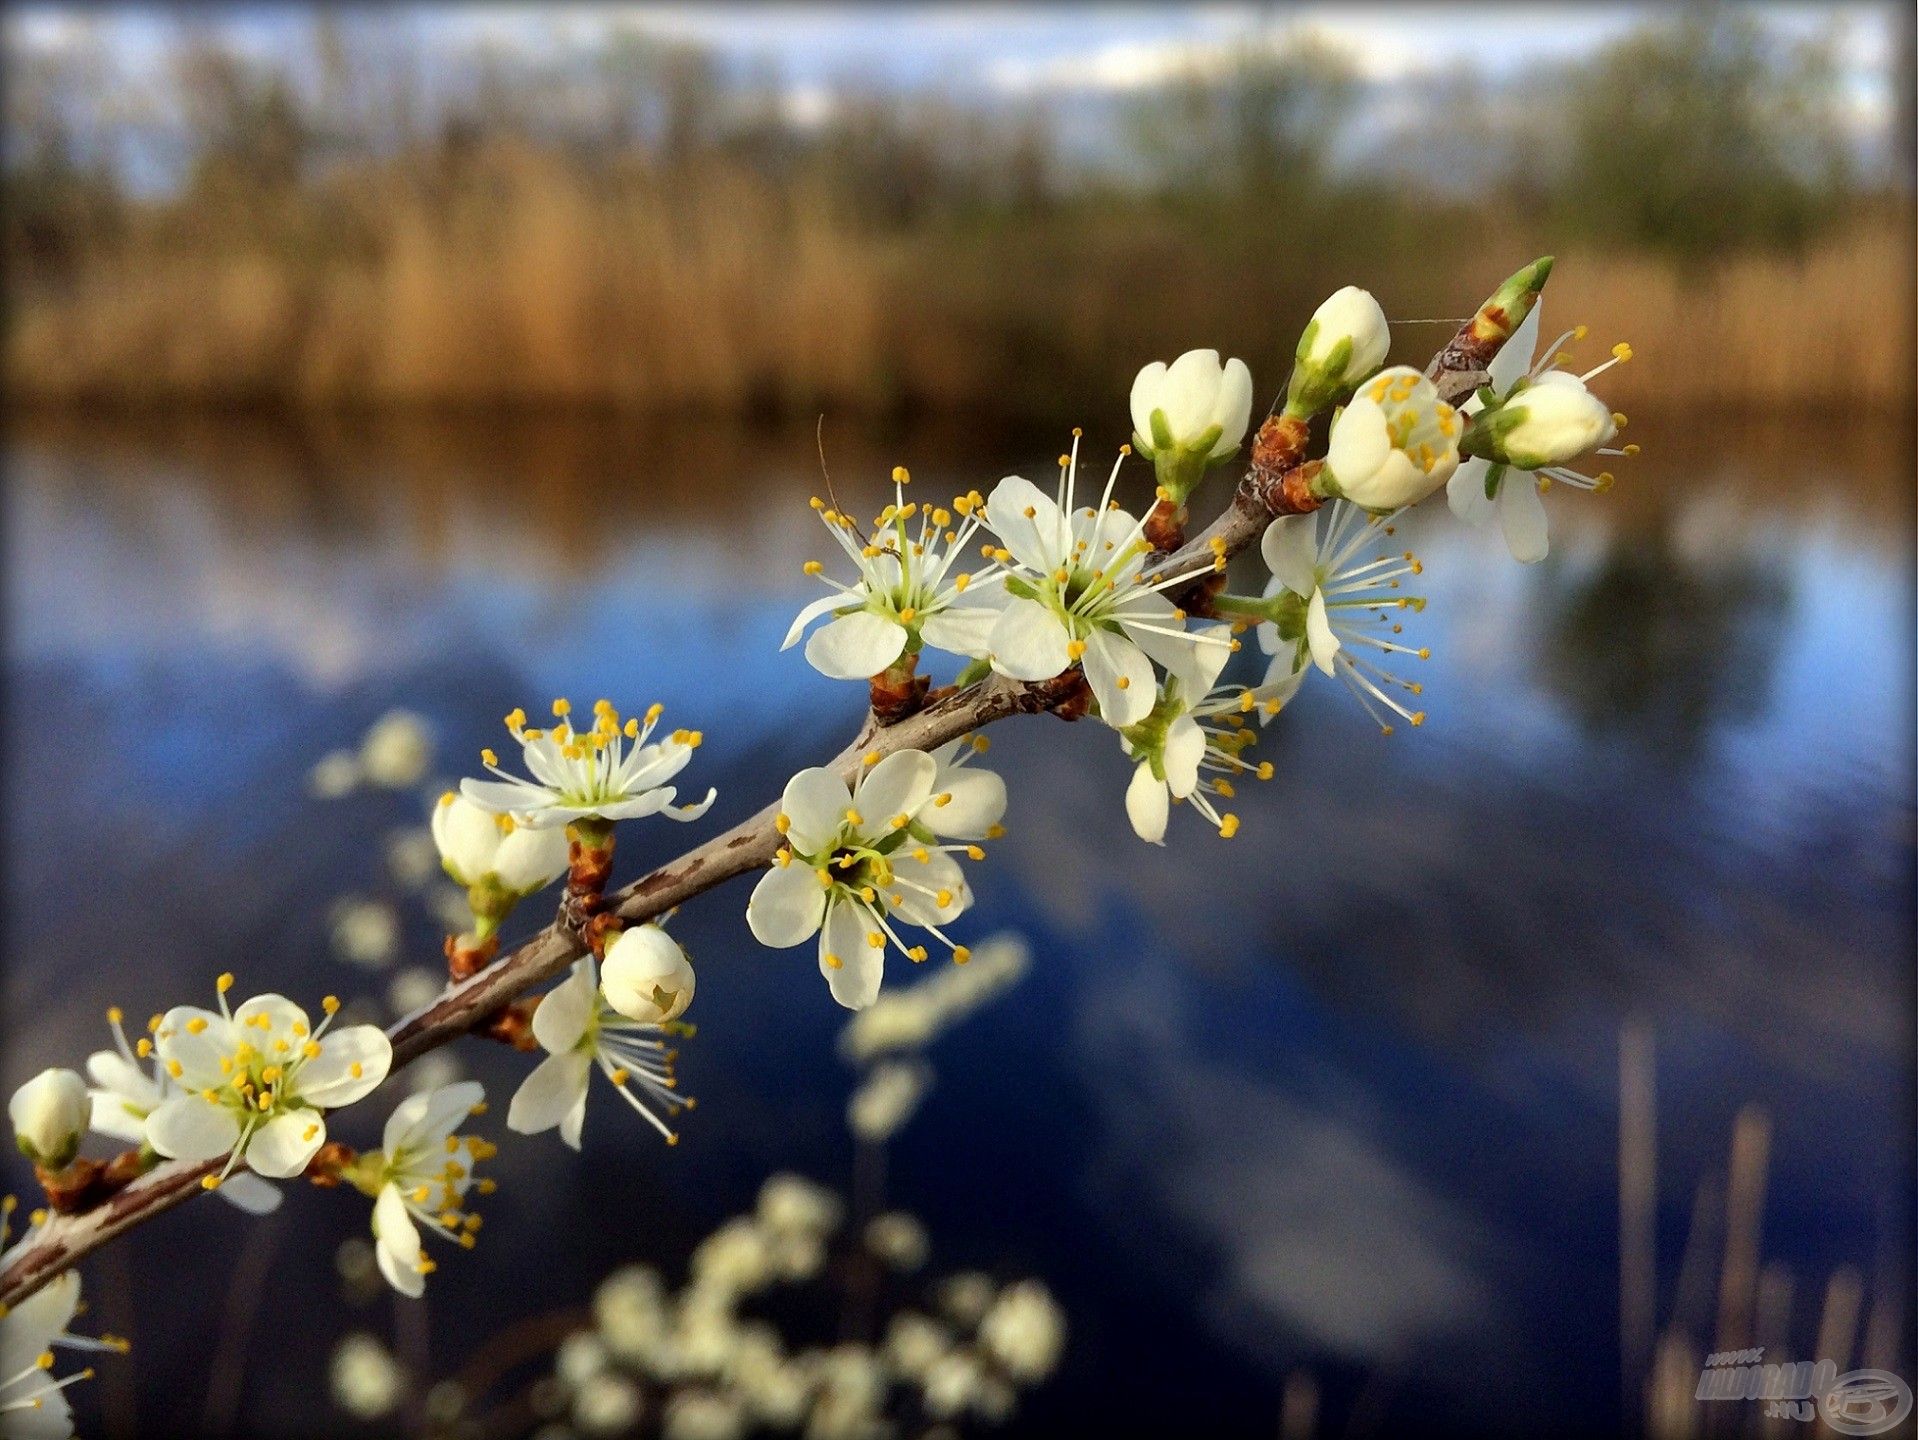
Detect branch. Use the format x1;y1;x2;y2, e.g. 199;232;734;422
0;260;1548;1314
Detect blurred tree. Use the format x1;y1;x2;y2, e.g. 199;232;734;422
1123;33;1358;205
1547;6;1854;260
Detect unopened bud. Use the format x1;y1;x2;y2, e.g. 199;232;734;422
11;1067;88;1170
1285;285;1390;417
600;925;696;1025
1128;349;1254;503
1465;372;1617;470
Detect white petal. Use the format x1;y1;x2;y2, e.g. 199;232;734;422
983;475;1067;573
373;1184;426;1298
1124;764;1169;845
781;592;853;651
215;1172;284;1215
804;611;909;680
820;903;884;1010
856;749;937;829
1306;588;1341;675
779;767;852;856
154;1007;239;1090
1447;457;1497;526
530;960;598;1054
145;1094;240;1163
1489;301;1542;392
1499;473;1550;564
986;598;1072;681
297;1026;393;1108
459;778;553;816
1255;654;1308;724
926;767;1005;840
1162;715;1206;797
1210;357;1254;456
507;1050;592;1145
1128;360;1167;444
747;863;829;947
233;993;312;1040
890;850;970;928
245;1110;327;1179
432;795;502;884
383;1080;486;1155
1324;396;1391;493
0;1273;78;1375
917;605;999;660
493;824;570;894
1081;629;1154;727
1260;515;1320;596
1162;348;1222;437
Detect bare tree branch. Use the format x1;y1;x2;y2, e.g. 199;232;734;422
0;260;1547;1314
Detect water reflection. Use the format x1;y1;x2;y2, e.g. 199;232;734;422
3;407;1911;1439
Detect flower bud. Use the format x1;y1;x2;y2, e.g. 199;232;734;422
1128;349;1254;502
1320;366;1461;511
433;793;567;899
1467;372;1617;470
1286;286;1390;417
600;924;696;1024
11;1067;88;1170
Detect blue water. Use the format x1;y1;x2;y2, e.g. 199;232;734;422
4;410;1912;1438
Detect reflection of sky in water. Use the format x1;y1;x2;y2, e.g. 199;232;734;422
4;414;1912;1438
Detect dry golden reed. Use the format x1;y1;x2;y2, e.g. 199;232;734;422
7;149;1908;416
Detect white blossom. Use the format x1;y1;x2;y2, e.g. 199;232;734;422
329;1333;404;1421
848;1061;929;1143
84;1008;282;1215
746;750;1000;1009
9;1072;86;1172
1256;505;1432;733
784;467;1007;679
757;1174;843;1240
507;956;689;1148
599;923;696;1026
462;698;714;828
144;976;391;1188
882;1312;951;1381
1128;349;1254;498
977;433;1232;727
359;710;434;789
837;932;1030;1063
0;1272;97;1440
1114;635;1278;843
864;1212;930;1272
1320;365;1462;511
573;1373;644;1437
663;1390;744;1440
329;897;400;969
361;1082;494;1297
1449;305;1637;563
979;1281;1066;1381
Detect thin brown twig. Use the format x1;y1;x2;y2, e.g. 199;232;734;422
0;268;1534;1315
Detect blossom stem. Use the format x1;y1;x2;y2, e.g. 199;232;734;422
868;650;927;726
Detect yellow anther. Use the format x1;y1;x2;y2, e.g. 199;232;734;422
898;607;917;622
216;973;235;994
552;698;572;716
165;1060;183;1078
825;953;843;970
845;808;863;825
609;1069;630;1086
953;946;972;964
935;889;954;908
1066;640;1087;660
892;465;910;484
200;1176;221;1192
349;1062;363;1079
136;1037;153;1058
863;751;881;766
184;1016;208;1035
1219;814;1241;839
1116;676;1131;690
1622;443;1641;456
965;845;985;861
322;995;341;1014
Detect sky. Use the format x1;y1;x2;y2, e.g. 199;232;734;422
6;3;1906;174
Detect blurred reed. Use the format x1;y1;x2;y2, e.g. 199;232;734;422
1630;1031;1911;1440
6;162;1906;415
